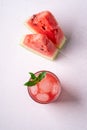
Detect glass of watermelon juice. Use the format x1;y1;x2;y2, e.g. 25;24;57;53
27;71;61;104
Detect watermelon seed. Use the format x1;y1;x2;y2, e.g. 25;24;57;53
42;26;46;30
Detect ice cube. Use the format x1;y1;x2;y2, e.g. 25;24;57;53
36;93;49;102
52;83;59;95
30;85;38;95
39;78;53;93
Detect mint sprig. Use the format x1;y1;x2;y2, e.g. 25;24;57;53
24;71;46;87
29;72;36;79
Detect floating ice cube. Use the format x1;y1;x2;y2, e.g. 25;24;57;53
36;93;49;102
52;83;59;95
39;78;53;93
30;85;38;95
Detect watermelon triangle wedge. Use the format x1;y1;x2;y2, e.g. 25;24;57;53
21;34;59;60
21;11;66;60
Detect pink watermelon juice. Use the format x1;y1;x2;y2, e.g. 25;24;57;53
27;71;61;104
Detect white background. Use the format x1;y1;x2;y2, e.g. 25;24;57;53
0;0;87;130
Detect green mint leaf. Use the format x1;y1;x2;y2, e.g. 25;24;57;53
29;72;36;79
38;71;46;81
24;71;46;87
24;80;38;86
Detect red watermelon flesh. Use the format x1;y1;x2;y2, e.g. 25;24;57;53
21;34;59;60
25;11;65;48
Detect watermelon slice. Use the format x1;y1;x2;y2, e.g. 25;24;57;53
25;10;66;48
21;34;59;60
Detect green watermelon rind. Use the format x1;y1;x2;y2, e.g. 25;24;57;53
58;36;66;49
